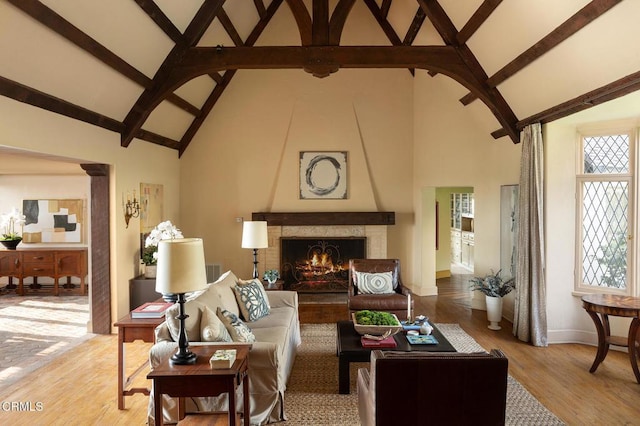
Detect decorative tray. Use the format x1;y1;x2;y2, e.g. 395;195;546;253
406;334;438;345
352;313;403;336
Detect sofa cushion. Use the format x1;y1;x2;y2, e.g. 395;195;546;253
200;306;232;342
355;271;394;294
233;280;270;321
165;300;203;342
209;270;240;317
217;307;256;343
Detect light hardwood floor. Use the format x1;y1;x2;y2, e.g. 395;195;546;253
1;275;639;425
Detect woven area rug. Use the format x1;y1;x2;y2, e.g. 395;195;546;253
283;323;564;425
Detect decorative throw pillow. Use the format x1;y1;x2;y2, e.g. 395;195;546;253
355;271;394;294
216;307;256;343
165;300;203;342
233;280;270;321
237;278;271;309
200;306;232;342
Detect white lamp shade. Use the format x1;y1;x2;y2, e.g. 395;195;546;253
155;238;208;294
241;221;268;249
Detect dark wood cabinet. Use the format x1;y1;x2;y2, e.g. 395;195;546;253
0;248;87;295
129;275;162;310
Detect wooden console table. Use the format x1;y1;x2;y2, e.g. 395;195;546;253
114;313;165;409
581;294;640;383
0;248;87;295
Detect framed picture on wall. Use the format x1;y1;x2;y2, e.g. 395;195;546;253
22;199;85;243
299;151;348;199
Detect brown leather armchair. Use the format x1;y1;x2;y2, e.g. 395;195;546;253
348;259;413;319
357;349;509;426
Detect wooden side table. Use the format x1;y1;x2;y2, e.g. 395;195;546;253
114;314;165;409
582;293;640;383
148;344;251;426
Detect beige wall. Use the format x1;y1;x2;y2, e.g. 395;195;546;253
413;72;521;305
180;68;414;281
0;96;181;327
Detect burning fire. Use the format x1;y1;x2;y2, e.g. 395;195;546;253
297;251;345;278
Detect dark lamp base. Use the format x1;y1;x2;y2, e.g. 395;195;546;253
170;350;197;365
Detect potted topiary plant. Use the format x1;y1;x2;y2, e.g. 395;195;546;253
263;269;280;285
469;269;515;330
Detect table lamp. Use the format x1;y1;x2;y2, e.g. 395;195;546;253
241;221;268;279
155;238;207;365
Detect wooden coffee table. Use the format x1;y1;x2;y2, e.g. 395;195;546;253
148;344;251;426
336;320;456;394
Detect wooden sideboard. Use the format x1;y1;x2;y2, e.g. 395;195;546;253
0;248;87;295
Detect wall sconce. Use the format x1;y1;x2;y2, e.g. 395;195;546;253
122;190;140;228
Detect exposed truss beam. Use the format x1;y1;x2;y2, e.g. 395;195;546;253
0;76;179;148
457;0;502;45
254;0;267;18
363;0;402;45
517;69;640;131
126;45;521;145
178;0;285;155
286;0;312;45
133;0;183;44
217;8;243;46
404;7;426;45
418;0;519;142
122;0;226;147
7;0;200;117
312;0;330;45
329;0;356;45
461;0;622;105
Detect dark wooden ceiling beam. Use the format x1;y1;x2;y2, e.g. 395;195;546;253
178;0;286;156
7;0;200;117
0;76;179;149
404;7;426;45
456;0;502;45
217;8;244;46
312;0;330;45
122;0;226;147
463;0;622;104
133;0;183;44
253;0;267;19
285;0;313;46
380;0;392;18
518;70;640;130
418;0;519;143
363;0;403;45
329;0;356;45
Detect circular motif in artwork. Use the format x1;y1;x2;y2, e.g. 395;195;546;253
305;154;342;196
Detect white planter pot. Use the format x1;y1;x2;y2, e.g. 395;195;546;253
145;264;157;279
485;295;503;330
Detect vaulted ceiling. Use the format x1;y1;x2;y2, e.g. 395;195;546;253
1;0;639;158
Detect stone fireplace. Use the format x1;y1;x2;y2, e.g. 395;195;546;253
253;211;395;293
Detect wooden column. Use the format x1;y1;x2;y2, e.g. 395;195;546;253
81;163;111;334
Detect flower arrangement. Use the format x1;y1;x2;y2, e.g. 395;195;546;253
469;269;515;298
1;207;26;241
263;269;280;283
142;220;183;265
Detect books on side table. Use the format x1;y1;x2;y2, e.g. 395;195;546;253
131;301;173;318
209;349;237;369
360;335;397;348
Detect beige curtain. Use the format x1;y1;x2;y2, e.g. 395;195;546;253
513;123;547;346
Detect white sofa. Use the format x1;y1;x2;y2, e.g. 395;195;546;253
147;270;301;425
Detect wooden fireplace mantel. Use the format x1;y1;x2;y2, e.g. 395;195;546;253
251;212;395;226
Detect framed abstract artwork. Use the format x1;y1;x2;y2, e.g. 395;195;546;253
299;151;348;199
22;199;85;243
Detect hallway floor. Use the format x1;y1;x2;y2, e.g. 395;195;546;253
0;293;92;388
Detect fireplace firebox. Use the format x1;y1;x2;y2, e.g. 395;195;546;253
281;237;366;292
